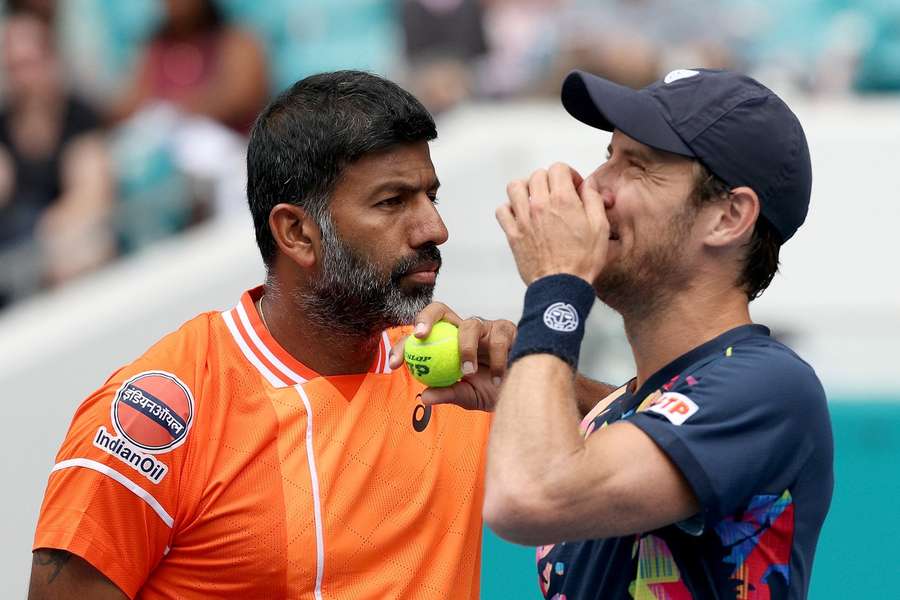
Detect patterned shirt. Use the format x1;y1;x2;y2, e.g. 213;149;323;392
537;325;833;599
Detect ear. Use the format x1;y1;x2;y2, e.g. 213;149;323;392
269;203;321;269
703;186;760;248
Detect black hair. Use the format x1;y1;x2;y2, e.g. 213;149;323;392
247;70;437;268
5;0;56;23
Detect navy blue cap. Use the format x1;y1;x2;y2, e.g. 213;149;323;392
561;68;812;242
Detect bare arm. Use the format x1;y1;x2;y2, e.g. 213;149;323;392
483;353;698;545
485;164;698;545
56;134;115;216
37;133;115;283
28;549;128;600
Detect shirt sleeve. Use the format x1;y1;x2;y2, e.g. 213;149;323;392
33;350;201;598
627;343;825;524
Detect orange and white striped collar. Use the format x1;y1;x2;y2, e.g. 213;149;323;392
221;286;394;389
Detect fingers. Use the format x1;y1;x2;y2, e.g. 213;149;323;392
527;169;550;203
421;385;473;408
548;162;582;202
457;317;485;376
388;301;462;370
421;375;498;412
578;176;611;234
505;179;530;228
484;319;516;384
495;201;518;240
458;316;516;378
413;301;461;338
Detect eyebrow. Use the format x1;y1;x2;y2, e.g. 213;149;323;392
607;144;656;164
370;177;441;197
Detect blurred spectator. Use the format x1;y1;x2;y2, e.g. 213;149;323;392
109;0;268;134
0;10;114;308
478;0;563;98
103;0;267;254
543;0;734;91
222;0;399;95
5;0;55;23
400;0;489;113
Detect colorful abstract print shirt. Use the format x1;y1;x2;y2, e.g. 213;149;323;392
537;325;833;600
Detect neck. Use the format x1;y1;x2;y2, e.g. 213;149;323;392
622;281;751;389
260;283;382;376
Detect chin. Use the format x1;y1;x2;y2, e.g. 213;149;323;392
400;280;435;297
383;289;434;326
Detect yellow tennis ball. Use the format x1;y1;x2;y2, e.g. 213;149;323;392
404;321;462;387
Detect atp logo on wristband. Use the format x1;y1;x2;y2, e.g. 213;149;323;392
543;302;579;332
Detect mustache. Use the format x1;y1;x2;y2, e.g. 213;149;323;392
391;244;442;281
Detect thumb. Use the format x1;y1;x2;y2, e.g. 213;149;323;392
389;337;407;370
421;381;490;412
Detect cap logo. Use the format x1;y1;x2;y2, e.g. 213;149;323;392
110;370;195;453
664;69;699;84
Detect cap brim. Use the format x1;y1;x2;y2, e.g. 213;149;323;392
561;70;694;157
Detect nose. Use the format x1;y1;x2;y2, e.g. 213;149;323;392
409;194;449;248
589;166;617;210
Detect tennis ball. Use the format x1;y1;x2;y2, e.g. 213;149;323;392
404;321;462;387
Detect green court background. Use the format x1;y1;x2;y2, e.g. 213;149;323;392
480;401;900;599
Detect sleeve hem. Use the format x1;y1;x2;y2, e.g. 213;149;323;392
629;415;722;522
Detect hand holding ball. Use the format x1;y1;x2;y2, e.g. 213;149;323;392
404;321;462;387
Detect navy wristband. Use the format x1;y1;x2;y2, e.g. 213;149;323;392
508;274;596;369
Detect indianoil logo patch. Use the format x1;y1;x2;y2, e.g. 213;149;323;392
110;371;195;453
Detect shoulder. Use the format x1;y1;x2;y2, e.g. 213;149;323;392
678;334;826;417
76;311;220;431
138;311;218;364
45;312;220;504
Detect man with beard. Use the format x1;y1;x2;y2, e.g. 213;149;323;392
479;69;833;599
30;71;511;599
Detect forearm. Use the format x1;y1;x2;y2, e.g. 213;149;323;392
485;354;587;533
486;368;698;544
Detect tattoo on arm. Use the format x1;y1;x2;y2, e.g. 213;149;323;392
33;549;72;584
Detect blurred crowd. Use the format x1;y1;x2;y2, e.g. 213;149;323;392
0;0;897;309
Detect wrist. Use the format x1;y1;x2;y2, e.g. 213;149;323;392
508;274;596;369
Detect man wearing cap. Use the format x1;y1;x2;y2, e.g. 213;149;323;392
483;68;834;599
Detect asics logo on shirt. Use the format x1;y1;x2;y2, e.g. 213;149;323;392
412;399;432;432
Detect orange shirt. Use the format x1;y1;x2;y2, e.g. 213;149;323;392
34;287;491;599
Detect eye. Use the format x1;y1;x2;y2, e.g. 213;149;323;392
376;196;403;207
628;160;647;172
427;193;440;205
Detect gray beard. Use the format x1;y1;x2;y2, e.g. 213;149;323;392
293;214;439;338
